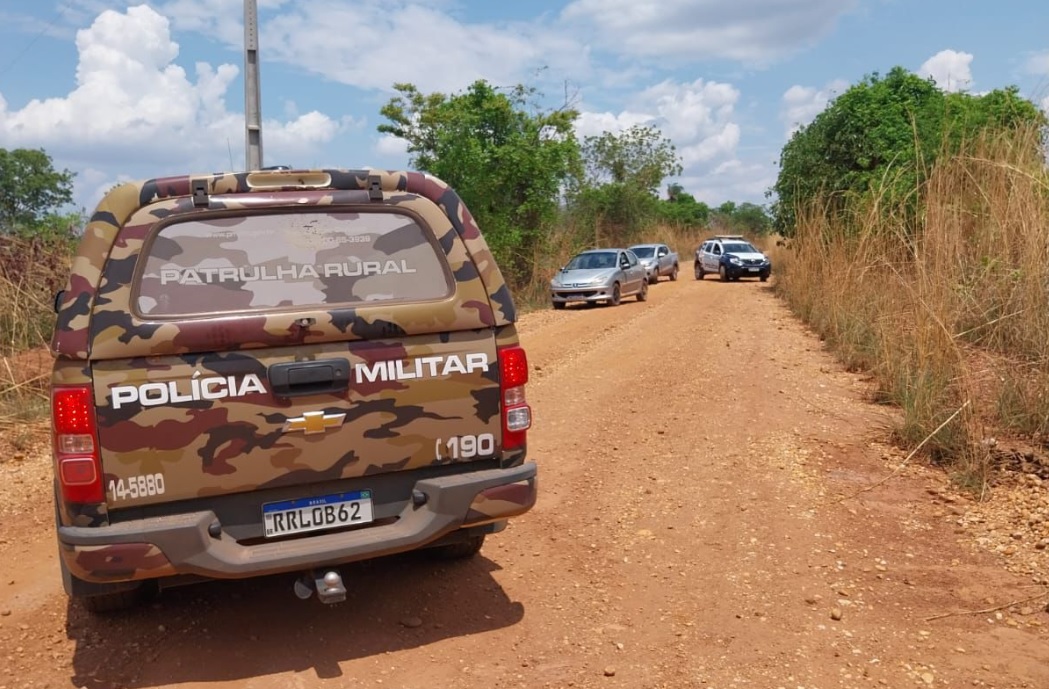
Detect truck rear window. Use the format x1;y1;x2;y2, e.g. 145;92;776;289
135;211;451;317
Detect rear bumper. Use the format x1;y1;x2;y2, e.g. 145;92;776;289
58;462;537;583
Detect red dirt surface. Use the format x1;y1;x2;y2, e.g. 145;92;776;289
0;279;1045;689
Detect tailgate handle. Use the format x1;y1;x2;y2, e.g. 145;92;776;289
268;360;350;398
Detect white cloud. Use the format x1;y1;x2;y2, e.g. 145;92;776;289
374;134;410;157
158;0;591;95
676;159;777;206
574;110;655;139
561;0;857;64
918;49;974;92
780;79;848;137
1025;51;1049;75
578;77;755;198
0;4;348;207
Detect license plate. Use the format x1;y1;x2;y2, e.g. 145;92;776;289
262;490;373;538
748;267;760;272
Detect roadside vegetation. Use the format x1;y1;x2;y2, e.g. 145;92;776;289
768;67;1049;484
5;66;1049;484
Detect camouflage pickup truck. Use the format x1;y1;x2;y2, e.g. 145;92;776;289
49;169;537;612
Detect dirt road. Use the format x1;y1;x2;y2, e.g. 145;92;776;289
2;278;1047;689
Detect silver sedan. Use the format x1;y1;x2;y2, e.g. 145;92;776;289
550;249;648;309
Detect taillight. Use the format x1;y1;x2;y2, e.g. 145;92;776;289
52;386;103;503
498;345;531;451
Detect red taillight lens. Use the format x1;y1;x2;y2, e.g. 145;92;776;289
499;345;528;388
52;386;103;504
53;387;93;434
498;346;531;451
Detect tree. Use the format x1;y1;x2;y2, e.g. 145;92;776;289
771;67;1046;234
378;80;581;284
573;125;683;238
0;148;75;236
659;184;710;227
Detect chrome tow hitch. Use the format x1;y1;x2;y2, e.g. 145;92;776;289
293;569;346;604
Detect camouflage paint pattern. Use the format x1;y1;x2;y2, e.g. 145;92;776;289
52;170;517;360
91;330;503;507
463;477;538;527
60;542;176;582
50;169;531;521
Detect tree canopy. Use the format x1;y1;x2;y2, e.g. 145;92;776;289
771;67;1046;234
0;148;75;236
378;80;581;283
573;125;683;238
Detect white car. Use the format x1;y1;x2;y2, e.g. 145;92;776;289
694;235;772;282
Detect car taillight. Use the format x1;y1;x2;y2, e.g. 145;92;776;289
52;385;103;503
498;345;531;451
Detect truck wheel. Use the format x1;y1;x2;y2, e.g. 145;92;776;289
60;553;151;614
428;534;485;560
669;264;679;281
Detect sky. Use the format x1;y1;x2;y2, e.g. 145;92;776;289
0;0;1047;213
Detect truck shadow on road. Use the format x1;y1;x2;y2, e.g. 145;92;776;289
65;550;524;687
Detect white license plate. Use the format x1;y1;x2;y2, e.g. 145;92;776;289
262;490;373;538
748;267;760;272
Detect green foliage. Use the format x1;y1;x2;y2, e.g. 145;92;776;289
659;183;710;226
772;67;1047;234
712;202;772;236
0;148;76;236
378;80;581;284
572;125;683;240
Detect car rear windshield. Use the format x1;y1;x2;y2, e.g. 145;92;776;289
135;210;451;317
723;243;757;254
629;246;655;258
566;252;617;270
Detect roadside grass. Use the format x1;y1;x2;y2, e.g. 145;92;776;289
770;123;1049;490
0;235;71;423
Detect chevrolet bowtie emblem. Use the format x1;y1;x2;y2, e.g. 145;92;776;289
282;411;347;435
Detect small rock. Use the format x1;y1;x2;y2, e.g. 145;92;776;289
603;666;616;677
830;608;843;621
920;672;934;685
157;624;166;633
400;616;423;629
0;610;9;617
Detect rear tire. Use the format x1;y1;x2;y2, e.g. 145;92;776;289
637;280;648;302
609;282;621;306
669;264;679;281
428;534;485;560
695;263;704;280
60;555;151;613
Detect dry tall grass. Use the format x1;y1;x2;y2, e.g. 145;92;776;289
771;124;1049;483
0;235;71;423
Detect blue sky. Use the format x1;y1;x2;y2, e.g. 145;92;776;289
0;0;1047;212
